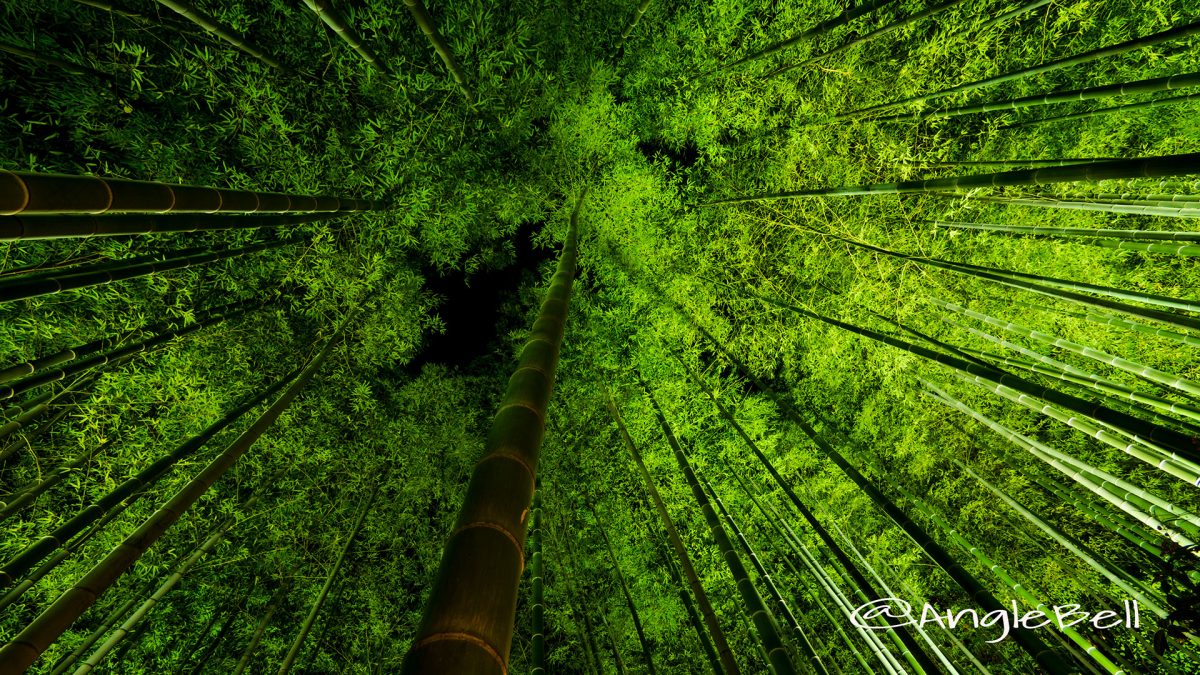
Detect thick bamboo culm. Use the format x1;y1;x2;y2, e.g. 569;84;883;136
0;170;377;215
620;0;654;39
874;71;1200;122
151;0;289;71
0;40;109;80
403;0;471;98
1008;90;1200;129
0;369;298;589
0;314;351;673
529;489;546;675
302;0;391;75
836;20;1200;120
932;219;1200;242
702;152;1200;205
401;191;584;674
0;238;300;304
0;212;339;241
724;0;899;69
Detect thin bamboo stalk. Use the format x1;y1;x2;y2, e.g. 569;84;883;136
589;503;657;674
836;21;1200;119
303;0;391;75
1049;192;1200;203
403;0;470;98
0;440;115;522
923;158;1123;168
932;219;1200;243
621;0;654;39
0;40;109;80
1039;304;1200;349
278;480;380;674
180;576;257;675
529;489;545;675
0;378;87;444
45;580;158;675
232;581;291;675
1007;91;1200;129
0;314;351;673
559;516;623;674
875;71;1200;122
655;536;723;674
971;0;1053;33
939;192;1200;218
401;191;584;673
723;0;900;69
0;212;338;241
614;381;739;674
548;516;603;675
703;153;1200;205
151;0;289;71
0;238;300;304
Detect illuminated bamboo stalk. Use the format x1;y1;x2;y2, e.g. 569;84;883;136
278;480;380;674
45;580;158;675
0;379;85;444
723;0;900;69
151;0;289;71
704;153;1200;205
1051;191;1200;203
1037;304;1200;349
940;192;1200;218
875;71;1200;122
0;212;338;241
0;238;300;304
0;440;115;522
0;314;351;673
620;0;654;39
558;518;620;674
971;0;1053;33
403;0;470;98
616;380;740;674
768;0;973;76
529;489;545;675
303;0;391;75
932;219;1200;243
0;40;108;79
231;581;291;675
590;503;657;675
401;191;584;673
836;21;1200;120
952;459;1167;617
1007;91;1200;129
923;158;1122;168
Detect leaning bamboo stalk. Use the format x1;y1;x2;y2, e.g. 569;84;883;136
703;153;1200;205
1049;191;1200;203
970;0;1053;33
620;0;654;39
0;379;87;444
942;318;1121;388
0;170;377;215
938;192;1200;218
952;458;1167;618
0;238;300;304
0;212;339;241
403;0;470;98
546;513;603;675
0;40;109;80
232;581;291;675
875;71;1200;122
923;158;1123;168
723;0;900;69
1038;304;1200;349
559;516;623;674
932;219;1200;243
529;489;545;675
0;440;115;522
0;368;298;589
44;581;157;675
613;381;740;674
151;0;289;71
303;0;391;75
0;300;260;401
767;0;974;76
836;21;1200;120
278;480;380;674
589;503;657;675
1006;91;1200;129
401;191;584;674
653;537;723;675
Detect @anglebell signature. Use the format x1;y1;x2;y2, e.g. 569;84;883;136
850;597;1141;643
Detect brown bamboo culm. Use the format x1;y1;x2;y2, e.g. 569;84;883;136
0;170;377;216
403;0;471;98
401;191;585;674
303;0;392;75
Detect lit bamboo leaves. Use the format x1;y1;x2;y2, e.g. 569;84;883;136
151;0;290;72
303;0;392;76
723;0;900;70
403;0;470;98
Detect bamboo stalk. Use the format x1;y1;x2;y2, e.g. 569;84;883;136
401;191;584;674
0;40;109;80
702;153;1200;205
1006;91;1200;129
923;158;1124;168
615;380;740;674
876;71;1200;122
589;502;657;675
932;219;1200;243
0;440;115;522
723;0;900;69
231;580;290;675
151;0;290;71
971;0;1053;33
302;0;391;75
403;0;470;98
620;0;654;39
938;192;1200;218
836;20;1200;120
529;489;545;675
547;512;604;675
1040;304;1200;349
0;238;300;304
0;212;338;241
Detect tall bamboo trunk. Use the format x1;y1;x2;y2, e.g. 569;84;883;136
620;0;654;39
529;489;546;675
232;580;292;675
303;0;391;75
723;0;899;69
151;0;290;71
936;192;1200;218
0;212;339;241
589;502;657;674
403;0;471;98
1007;91;1200;129
0;40;108;80
612;380;739;674
0;311;354;673
932;219;1200;243
0;440;115;522
402;191;584;674
547;511;603;675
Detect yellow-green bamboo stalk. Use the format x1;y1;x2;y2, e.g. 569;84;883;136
303;0;391;75
1007;91;1200;129
403;0;470;98
620;0;654;39
152;0;289;71
932;219;1200;243
939;192;1200;218
0;40;109;80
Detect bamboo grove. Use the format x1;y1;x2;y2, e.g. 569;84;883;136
2;0;1200;673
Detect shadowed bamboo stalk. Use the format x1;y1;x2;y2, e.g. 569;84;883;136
0;312;352;673
560;516;624;674
0;40;109;80
654;536;723;674
923;158;1123;168
650;392;797;675
937;192;1200;218
0;379;86;445
0;440;115;522
620;0;654;39
1006;91;1200;129
44;579;159;675
932;219;1200;243
0;300;261;401
836;21;1200;120
614;380;740;674
723;0;899;69
874;71;1200;122
279;479;380;674
0;369;298;590
529;489;545;675
152;0;289;71
303;0;391;75
589;503;657;675
401;191;584;674
0;238;301;304
0;171;377;215
767;0;973;76
0;212;338;241
181;578;256;675
403;0;470;98
232;581;291;675
971;0;1053;33
546;512;603;675
702;153;1200;205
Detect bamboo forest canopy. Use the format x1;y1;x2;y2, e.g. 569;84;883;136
2;0;1200;672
